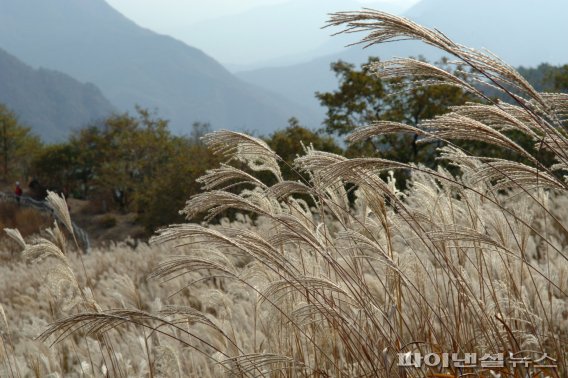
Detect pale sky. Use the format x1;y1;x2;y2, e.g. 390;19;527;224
106;0;285;27
105;0;418;26
104;0;420;67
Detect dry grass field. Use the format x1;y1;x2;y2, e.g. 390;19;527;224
1;10;567;378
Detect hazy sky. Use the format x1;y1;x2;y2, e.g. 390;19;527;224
106;0;290;26
104;0;420;67
105;0;419;26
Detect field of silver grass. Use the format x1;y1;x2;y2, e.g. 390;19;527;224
1;10;567;378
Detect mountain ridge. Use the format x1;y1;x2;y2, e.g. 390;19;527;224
0;0;318;136
0;47;115;142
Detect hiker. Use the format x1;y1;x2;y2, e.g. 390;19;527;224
15;181;23;205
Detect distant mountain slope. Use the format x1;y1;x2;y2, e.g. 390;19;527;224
237;41;436;120
179;0;415;69
236;0;568;118
0;48;115;142
0;0;317;135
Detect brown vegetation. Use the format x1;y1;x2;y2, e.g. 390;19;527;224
0;202;52;256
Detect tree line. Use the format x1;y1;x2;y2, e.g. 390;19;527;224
1;59;567;234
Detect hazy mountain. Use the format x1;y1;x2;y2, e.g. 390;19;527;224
0;48;115;142
236;0;568;119
179;0;417;70
0;0;318;136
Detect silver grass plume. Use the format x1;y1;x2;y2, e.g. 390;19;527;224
471;159;565;192
198;163;268;191
181;190;273;221
22;239;68;264
420;113;536;160
264;180;312;200
46;191;74;239
370;58;484;98
0;304;7;335
220;353;308;377
202;130;283;182
347;121;426;144
450;102;542;138
3;228;26;250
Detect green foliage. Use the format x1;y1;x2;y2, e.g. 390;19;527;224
316;58;385;136
317;57;472;164
516;63;559;92
552;64;568;91
86;114;221;232
513;63;568;93
136;127;221;233
30;143;80;194
0;103;42;182
62;107;174;209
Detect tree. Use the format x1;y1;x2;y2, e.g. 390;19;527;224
316;57;473;165
512;63;568;93
30;143;81;195
136;135;220;232
552;64;568;91
68;107;174;210
0;103;42;182
316;59;385;136
64;111;221;232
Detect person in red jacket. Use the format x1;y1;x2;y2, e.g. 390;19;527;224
15;181;23;205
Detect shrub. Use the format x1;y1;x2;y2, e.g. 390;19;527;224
0;202;51;237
